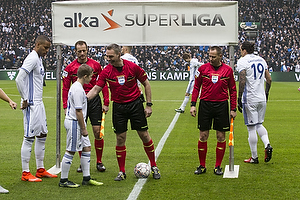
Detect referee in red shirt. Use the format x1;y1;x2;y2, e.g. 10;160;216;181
190;46;237;176
87;43;160;181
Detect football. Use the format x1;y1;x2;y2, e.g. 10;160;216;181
134;162;151;178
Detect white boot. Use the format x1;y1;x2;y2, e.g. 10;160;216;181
0;185;9;194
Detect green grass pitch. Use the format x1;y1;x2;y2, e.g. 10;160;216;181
0;80;299;199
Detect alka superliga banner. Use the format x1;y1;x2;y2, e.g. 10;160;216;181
52;0;238;46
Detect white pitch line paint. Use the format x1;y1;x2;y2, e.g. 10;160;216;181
127;112;181;200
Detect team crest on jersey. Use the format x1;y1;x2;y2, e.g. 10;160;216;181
40;67;45;76
117;75;125;85
211;75;218;83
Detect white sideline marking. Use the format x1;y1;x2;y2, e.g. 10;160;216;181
127;112;181;200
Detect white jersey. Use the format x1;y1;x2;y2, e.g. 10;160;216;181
236;54;268;103
18;50;44;103
121;53;139;65
186;58;202;94
65;81;87;121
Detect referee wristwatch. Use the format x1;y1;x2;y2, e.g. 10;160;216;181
146;102;153;107
232;108;237;112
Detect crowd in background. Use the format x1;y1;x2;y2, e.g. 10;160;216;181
1;0;300;72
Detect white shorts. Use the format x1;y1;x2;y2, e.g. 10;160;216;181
23;101;48;137
243;101;266;126
64;119;91;152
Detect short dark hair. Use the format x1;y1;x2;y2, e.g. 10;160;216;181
77;64;93;78
210;46;222;55
241;41;255;54
75;41;88;51
35;35;50;45
182;52;191;61
107;43;122;55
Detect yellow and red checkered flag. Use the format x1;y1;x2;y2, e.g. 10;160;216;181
100;111;105;139
228;117;234;146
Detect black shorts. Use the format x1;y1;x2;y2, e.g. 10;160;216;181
112;98;148;134
86;95;102;126
198;99;230;132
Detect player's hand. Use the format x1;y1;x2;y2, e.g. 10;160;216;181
190;106;197;117
238;98;242;113
9;101;17;110
102;105;109;114
230;110;237;119
20;100;28;110
81;129;88;137
144;106;152;118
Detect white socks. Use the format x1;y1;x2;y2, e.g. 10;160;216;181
247;125;258;159
35;137;46;169
21;138;34;172
247;124;270;158
256;124;270;148
61;151;91;180
81;152;91;177
180;96;190;111
61;152;74;179
21;137;47;172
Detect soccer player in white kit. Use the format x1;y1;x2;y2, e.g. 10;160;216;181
175;52;202;113
236;41;273;164
15;35;57;182
59;64;103;188
121;46;146;102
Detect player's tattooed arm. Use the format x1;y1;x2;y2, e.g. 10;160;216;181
238;69;246;98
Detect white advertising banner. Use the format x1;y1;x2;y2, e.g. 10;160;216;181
52;1;238;46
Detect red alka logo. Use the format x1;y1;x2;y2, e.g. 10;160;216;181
63;9;121;31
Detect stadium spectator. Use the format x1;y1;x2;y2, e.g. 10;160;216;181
281;61;288;72
295;61;300;72
190;46;237;176
0;0;300;72
236;41;273;164
87;43;161;181
15;35;57;182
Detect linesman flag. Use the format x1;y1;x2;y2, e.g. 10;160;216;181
100;111;105;139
